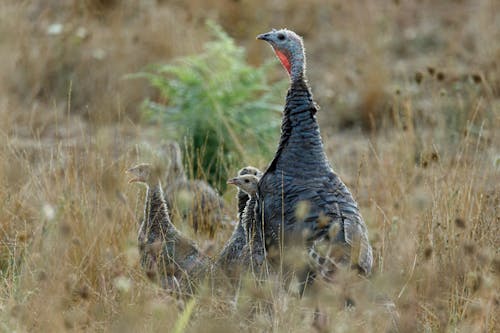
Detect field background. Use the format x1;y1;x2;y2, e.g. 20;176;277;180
0;0;499;332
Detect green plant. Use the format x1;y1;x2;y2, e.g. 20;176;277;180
132;22;285;189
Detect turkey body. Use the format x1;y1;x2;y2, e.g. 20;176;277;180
138;181;210;292
257;76;373;274
216;192;261;277
161;141;226;238
216;170;264;278
166;178;225;238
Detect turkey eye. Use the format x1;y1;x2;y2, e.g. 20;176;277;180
277;33;285;41
245;179;249;183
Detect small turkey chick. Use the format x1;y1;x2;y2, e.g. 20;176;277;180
160;142;226;239
235;166;263;222
216;173;265;279
127;163;210;294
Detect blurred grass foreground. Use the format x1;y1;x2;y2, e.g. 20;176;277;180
0;1;498;332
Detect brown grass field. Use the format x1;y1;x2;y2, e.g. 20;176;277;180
0;1;498;332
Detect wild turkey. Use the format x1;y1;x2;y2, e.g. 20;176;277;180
160;142;226;238
235;166;263;222
127;163;210;293
217;173;265;278
256;29;373;275
216;167;264;278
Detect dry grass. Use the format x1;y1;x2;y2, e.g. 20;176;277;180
0;0;499;332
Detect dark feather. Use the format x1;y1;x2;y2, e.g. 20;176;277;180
256;79;373;274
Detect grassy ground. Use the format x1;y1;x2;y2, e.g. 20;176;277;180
0;0;498;332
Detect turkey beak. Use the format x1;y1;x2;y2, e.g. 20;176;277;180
125;168;139;184
227;178;238;185
126;168;138;183
127;175;139;184
257;32;272;42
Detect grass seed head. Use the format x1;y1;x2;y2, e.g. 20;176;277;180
415;71;423;84
471;73;482;84
424;247;433;260
295;200;311;221
454;217;466;229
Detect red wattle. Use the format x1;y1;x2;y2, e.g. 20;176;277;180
274;49;291;75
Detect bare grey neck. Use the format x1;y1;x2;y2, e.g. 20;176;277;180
289;43;306;83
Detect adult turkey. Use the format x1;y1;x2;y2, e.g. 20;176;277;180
256;29;373;275
127;163;210;293
216;167;265;278
160;142;226;238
